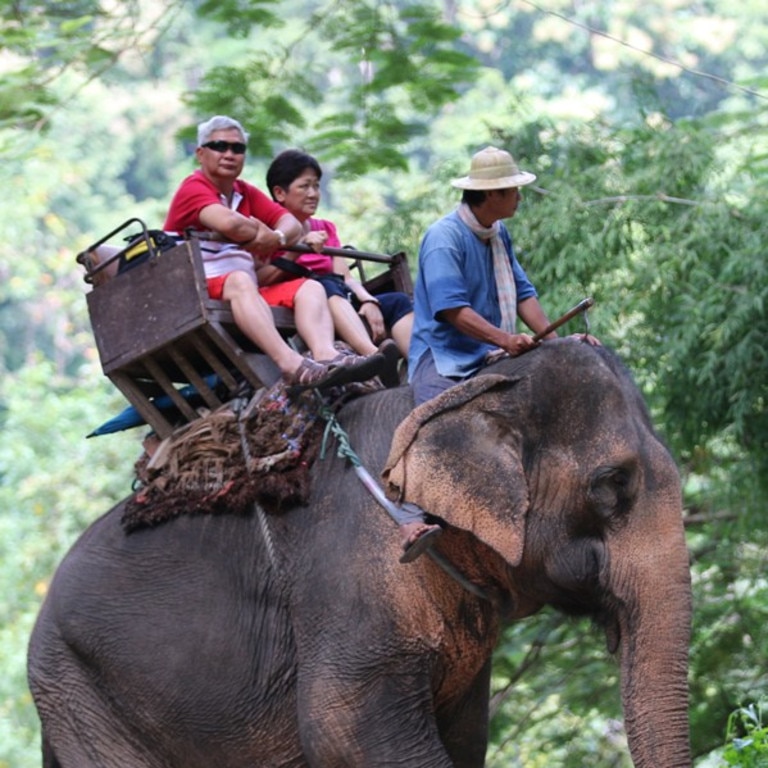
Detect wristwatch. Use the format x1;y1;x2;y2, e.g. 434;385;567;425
275;229;287;246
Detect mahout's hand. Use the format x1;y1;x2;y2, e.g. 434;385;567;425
501;333;539;357
569;333;602;346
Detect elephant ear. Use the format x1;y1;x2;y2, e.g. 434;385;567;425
383;374;529;566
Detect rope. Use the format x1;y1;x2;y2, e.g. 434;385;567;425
318;402;362;467
318;401;407;523
255;502;278;571
235;397;278;571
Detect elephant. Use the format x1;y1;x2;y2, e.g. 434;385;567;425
27;339;692;767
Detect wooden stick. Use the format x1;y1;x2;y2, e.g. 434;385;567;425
283;243;398;265
532;297;595;342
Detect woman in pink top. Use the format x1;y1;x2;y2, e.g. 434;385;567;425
263;150;414;375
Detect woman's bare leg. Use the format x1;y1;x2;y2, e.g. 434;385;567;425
390;312;413;359
327;295;378;355
293;280;341;362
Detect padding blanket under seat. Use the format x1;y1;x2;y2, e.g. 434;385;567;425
122;376;381;532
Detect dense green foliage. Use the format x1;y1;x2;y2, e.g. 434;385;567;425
721;702;768;767
186;0;479;173
1;0;767;765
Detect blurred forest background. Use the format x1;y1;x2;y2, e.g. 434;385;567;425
1;0;766;765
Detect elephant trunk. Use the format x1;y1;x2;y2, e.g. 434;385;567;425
613;518;692;768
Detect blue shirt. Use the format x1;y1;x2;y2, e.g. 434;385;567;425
408;209;538;380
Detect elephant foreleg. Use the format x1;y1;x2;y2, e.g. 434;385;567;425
35;675;165;768
297;674;455;768
436;658;493;767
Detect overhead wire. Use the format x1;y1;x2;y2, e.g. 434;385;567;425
456;0;768;102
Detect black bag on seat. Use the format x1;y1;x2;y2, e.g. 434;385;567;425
117;230;180;274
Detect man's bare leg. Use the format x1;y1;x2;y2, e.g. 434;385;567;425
223;272;387;389
222;271;305;376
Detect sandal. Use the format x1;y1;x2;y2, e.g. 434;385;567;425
399;522;443;564
284;358;346;391
317;351;388;387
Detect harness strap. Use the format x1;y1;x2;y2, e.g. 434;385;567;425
272;256;317;279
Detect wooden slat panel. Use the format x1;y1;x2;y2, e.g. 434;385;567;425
108;371;174;438
140;355;200;423
167;346;224;410
203;322;266;391
87;243;209;373
204;299;297;336
187;333;240;391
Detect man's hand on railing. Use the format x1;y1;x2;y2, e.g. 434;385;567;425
239;220;287;261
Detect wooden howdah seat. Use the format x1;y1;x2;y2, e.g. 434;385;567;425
77;219;413;439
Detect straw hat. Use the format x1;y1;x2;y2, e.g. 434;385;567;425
451;146;536;190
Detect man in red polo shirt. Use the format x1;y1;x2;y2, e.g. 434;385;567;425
165;115;386;390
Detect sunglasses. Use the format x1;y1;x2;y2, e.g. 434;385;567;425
201;140;247;155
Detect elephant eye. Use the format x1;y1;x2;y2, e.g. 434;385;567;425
588;464;637;524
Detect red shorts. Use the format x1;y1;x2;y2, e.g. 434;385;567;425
206;275;229;300
259;278;307;309
206;274;307;307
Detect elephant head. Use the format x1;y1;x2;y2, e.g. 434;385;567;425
383;340;692;767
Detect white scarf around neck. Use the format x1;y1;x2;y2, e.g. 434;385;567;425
456;203;517;333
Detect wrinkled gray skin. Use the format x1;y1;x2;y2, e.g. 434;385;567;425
28;341;692;767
